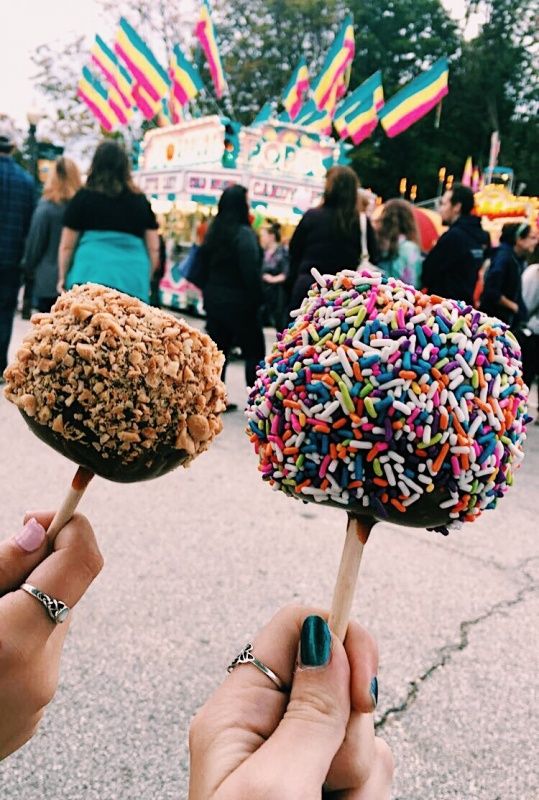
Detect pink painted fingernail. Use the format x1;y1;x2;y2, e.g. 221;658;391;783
14;518;46;552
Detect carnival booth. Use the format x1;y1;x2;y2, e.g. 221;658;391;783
77;9;455;315
136;115;348;311
474;183;539;246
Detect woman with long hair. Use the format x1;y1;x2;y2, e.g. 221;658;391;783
199;184;264;404
376;199;422;288
23;157;81;312
58;141;159;302
480;222;537;330
287;166;370;310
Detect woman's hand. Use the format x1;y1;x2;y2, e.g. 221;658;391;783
189;605;393;799
0;512;103;760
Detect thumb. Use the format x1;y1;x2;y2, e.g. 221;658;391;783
251;615;350;794
0;516;49;594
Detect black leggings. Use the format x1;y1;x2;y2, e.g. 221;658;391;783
206;312;265;387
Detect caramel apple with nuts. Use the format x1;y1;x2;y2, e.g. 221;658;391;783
3;284;226;536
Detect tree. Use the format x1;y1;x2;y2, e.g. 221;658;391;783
203;0;345;121
436;0;539;194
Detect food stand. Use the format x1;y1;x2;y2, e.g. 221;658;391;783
135;115;348;310
474;184;539;245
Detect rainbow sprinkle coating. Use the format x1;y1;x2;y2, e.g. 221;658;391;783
246;270;529;534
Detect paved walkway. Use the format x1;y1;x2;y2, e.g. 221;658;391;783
1;312;537;799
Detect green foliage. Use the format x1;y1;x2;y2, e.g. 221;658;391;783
196;0;343;121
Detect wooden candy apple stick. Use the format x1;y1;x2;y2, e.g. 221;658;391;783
328;514;375;642
46;466;95;542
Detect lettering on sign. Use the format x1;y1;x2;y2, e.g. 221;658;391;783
247;137;332;179
188;175;207;190
187;173;238;193
142;176;159;193
251;180;295;202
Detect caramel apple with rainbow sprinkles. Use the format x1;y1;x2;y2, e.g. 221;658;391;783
246;269;529;640
3;284;226;540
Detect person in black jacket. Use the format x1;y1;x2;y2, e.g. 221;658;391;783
199;185;264;403
287;166;376;311
422;183;490;306
480;222;537;330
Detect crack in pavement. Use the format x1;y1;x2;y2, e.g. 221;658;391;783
384;521;536;577
374;571;538;731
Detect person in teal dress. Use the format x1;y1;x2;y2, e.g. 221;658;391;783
58;141;159;303
376;199;423;289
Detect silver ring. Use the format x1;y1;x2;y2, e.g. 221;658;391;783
20;583;70;624
227;643;289;692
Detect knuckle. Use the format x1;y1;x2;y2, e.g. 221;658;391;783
76;543;104;584
0;636;55;709
285;689;346;737
189;706;211;750
29;678;57;710
0;552;16;593
375;737;395;783
0;633;27;670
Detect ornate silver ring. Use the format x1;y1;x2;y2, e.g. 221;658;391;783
227;643;289;692
20;583;70;624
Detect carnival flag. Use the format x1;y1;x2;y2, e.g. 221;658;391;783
106;84;131;125
132;83;162;121
170;44;204;105
158;94;184;126
335;94;378;146
282;58;310;121
338;70;384;116
311;13;355;112
115;17;170;104
295;99;333;135
195;0;227;98
379;58;449;138
91;35;133;113
333;70;384;138
461;156;473;187
169;90;184;124
252;102;275;126
471;166;481;192
77;66;119;131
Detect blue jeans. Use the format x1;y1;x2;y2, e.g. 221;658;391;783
0;269;20;374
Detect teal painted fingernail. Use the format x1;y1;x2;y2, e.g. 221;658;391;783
370;677;379;709
300;615;331;667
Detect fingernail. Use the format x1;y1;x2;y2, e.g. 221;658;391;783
370;676;379;709
14;518;46;553
300;615;331;668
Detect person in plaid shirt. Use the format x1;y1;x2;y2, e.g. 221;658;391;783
0;120;35;379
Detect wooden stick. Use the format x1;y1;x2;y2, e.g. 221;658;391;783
328;514;374;642
46;466;95;542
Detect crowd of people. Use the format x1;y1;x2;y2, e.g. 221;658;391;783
1;121;538;400
0;120;538;792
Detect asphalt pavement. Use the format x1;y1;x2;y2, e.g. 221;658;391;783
1;311;537;800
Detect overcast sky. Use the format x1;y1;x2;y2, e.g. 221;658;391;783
0;0;482;129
